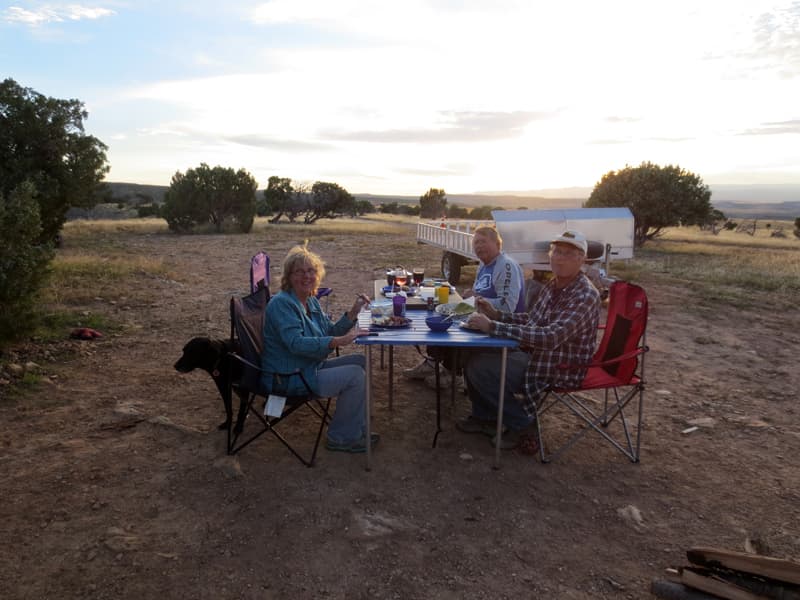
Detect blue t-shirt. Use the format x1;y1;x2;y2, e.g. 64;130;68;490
473;252;526;313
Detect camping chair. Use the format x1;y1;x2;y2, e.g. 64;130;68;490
533;281;649;463
226;287;332;466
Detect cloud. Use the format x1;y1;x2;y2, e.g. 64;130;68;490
3;4;114;26
322;110;551;144
222;134;333;152
738;120;800;135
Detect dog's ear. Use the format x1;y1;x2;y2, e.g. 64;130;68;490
210;339;227;356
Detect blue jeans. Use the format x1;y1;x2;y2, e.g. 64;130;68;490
316;353;367;444
464;349;533;430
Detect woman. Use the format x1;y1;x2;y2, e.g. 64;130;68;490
261;244;377;453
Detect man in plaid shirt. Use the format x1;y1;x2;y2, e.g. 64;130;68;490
459;230;601;449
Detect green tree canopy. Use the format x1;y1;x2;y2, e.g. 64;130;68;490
262;176;302;223
585;162;713;246
419;188;447;218
163;163;257;233
0;78;109;243
304;181;355;223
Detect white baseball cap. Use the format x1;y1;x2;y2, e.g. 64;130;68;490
551;230;588;254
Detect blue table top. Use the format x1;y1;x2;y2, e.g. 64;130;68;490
355;311;518;349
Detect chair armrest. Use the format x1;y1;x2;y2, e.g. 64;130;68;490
556;346;648;371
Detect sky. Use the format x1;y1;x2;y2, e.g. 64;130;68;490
2;0;799;196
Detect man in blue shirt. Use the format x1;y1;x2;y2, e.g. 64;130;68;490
405;226;525;387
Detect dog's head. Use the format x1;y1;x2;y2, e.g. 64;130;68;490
174;337;226;374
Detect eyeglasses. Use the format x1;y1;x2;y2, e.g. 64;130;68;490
292;268;317;277
549;247;581;258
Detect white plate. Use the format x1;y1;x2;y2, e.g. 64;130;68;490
435;302;458;315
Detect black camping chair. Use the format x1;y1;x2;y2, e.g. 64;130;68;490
226;287;332;466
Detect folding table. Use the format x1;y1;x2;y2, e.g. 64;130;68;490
355;310;519;470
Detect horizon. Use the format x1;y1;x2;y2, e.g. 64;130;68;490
4;1;799;195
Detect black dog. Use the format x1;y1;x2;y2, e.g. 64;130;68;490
174;337;249;434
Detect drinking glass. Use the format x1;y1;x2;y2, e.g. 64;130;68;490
386;270;396;287
412;268;425;286
394;269;408;287
436;285;450;304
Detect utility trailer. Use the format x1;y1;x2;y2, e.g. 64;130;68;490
415;207;635;286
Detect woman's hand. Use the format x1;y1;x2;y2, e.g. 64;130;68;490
466;312;492;333
475;296;499;320
330;326;370;349
347;293;371;321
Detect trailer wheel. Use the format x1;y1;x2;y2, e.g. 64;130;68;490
441;252;464;285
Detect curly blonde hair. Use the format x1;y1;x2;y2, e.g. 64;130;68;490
280;243;326;293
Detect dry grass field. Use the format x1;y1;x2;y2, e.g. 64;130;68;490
1;216;799;599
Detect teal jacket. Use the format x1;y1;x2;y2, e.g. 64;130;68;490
260;289;356;396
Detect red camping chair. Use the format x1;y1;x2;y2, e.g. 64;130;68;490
533;281;649;463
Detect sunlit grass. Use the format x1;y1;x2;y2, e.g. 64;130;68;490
251;214;416;237
65;218;168;236
47;253;172;304
611;226;800;309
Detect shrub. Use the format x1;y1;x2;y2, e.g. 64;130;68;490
0;182;54;345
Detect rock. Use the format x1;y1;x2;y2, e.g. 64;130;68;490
459;453;473;461
24;361;41;372
7;363;24;376
686;417;716;428
617;505;645;530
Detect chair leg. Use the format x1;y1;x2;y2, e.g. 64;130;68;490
533;386;644;463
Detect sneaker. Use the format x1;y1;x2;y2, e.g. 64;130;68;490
424;372;463;391
455;416;501;437
489;427;533;450
404;359;435;380
326;433;381;454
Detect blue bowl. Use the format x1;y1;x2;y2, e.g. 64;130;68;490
425;315;453;332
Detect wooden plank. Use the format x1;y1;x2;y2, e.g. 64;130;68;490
688;546;800;586
680;569;765;600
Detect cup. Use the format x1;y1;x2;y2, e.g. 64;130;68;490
386;270;395;287
392;294;406;317
436;285;450;305
412;268;425;286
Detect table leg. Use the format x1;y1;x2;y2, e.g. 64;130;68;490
365;345;373;471
450;348;457;406
432;359;442;447
493;347;508;470
388;346;394;410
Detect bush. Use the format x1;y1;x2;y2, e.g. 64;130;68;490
0;182;54;345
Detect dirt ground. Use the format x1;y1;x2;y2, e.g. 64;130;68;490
1;223;799;600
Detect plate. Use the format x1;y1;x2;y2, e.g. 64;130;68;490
435;302;458;315
435;301;474;317
370;316;412;329
381;285;415;297
458;322;482;332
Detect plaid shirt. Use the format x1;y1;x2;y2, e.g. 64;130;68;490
491;272;601;418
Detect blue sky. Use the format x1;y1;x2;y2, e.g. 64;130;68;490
2;0;799;195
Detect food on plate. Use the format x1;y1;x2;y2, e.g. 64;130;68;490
371;315;410;327
436;301;475;317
